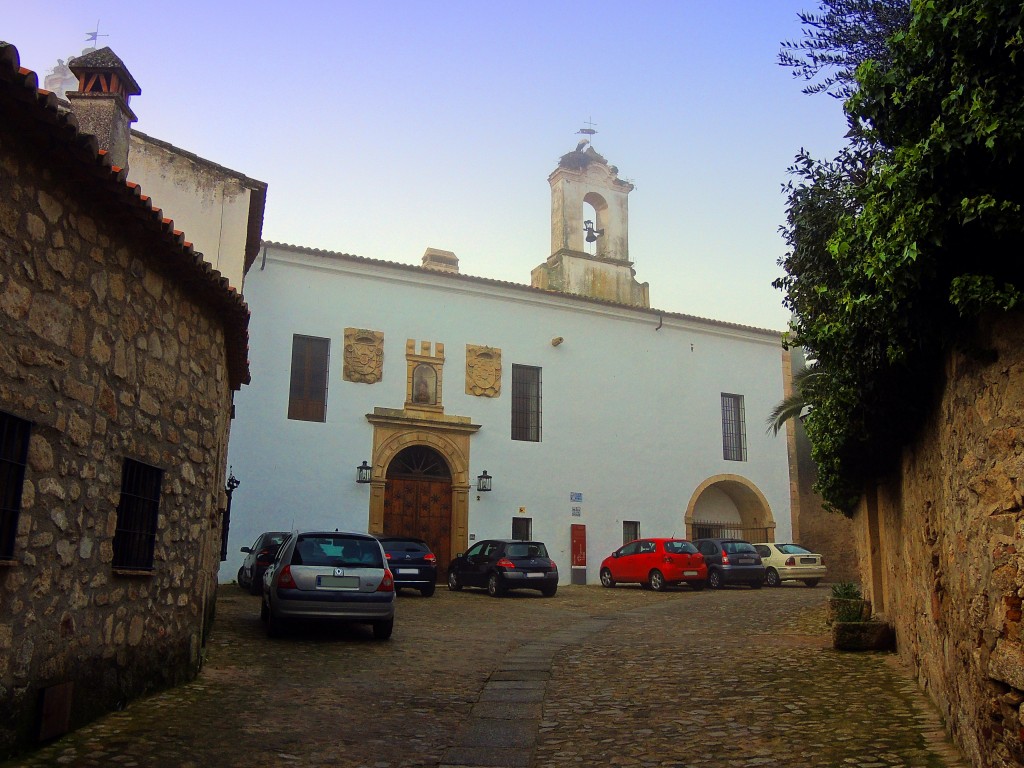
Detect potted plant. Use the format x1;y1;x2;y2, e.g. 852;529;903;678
827;582;895;651
826;582;872;624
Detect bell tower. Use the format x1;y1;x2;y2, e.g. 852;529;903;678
531;135;649;308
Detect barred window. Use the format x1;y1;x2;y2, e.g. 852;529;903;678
112;459;163;571
511;365;541;442
0;411;31;560
623;520;640;546
288;335;330;422
511;517;532;541
721;393;747;461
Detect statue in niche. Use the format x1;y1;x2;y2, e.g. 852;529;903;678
412;364;437;405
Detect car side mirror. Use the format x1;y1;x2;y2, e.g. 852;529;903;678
456;552;463;558
613;552;620;558
240;547;252;553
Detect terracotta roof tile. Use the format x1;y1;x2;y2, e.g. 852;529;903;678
262;241;782;338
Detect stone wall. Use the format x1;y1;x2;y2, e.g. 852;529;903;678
0;117;233;754
785;350;860;583
854;311;1024;768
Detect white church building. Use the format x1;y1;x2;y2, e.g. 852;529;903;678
221;142;792;585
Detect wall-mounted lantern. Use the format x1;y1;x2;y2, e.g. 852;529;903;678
356;460;372;484
476;470;492;492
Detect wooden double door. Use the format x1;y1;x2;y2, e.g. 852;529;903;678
383;477;452;581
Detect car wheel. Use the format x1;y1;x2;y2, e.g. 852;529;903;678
266;604;285;638
689;580;706;591
600;568;616;588
447;571;462;591
541;584;557;597
372;619;394;641
237;567;247;591
804;578;820;588
248;573;262;596
708;569;723;589
765;568;781;588
421;583;436;597
750;580;763;589
487;573;506;597
649;570;667;592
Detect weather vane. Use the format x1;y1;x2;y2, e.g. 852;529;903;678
84;21;109;49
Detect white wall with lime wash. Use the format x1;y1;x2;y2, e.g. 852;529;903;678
220;244;793;584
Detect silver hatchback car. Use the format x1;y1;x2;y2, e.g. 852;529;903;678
261;531;396;640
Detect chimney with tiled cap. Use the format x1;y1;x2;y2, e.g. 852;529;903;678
66;47;140;170
422;247;459;274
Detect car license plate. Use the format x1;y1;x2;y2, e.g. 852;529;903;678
526;572;544;578
684;570;698;576
738;557;754;564
317;575;358;588
801;558;816;564
397;568;418;575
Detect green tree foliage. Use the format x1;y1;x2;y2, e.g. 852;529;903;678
776;0;1024;513
780;0;911;100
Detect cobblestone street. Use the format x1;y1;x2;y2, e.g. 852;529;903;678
3;584;969;768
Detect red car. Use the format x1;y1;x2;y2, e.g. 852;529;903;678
600;538;707;591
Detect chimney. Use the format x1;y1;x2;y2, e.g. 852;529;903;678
66;47;140;170
422;248;459;274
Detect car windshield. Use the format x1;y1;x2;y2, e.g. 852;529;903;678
292;535;383;568
723;541;757;554
381;539;429;552
776;543;811;555
505;543;548;558
664;541;698;554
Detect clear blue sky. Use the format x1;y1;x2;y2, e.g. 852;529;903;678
7;1;848;330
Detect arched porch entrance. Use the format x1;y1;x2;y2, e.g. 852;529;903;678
382;446;452;581
684;474;776;542
365;410;479;575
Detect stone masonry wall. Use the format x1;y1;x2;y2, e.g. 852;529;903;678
0;122;233;754
854;311;1024;768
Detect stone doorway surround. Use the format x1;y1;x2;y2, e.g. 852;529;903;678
365;408;480;564
684;474;777;541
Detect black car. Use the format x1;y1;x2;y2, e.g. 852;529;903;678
447;539;558;597
238;531;288;595
693;538;765;589
377;536;438;597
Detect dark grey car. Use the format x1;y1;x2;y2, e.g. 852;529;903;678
693;538;765;589
447;539;558;597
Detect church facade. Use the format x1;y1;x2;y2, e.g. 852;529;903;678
221;143;792;584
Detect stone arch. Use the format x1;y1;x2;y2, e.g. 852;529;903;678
684;474;776;541
583;191;610;258
366;425;474;562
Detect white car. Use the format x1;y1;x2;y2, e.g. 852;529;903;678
752;543;826;587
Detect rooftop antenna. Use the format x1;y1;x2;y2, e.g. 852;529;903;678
84;21;109;51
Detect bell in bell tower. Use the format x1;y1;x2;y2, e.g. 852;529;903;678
531;129;649;308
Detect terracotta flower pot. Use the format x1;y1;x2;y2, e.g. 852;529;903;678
832;620;895;651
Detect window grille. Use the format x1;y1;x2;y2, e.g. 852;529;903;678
511;517;532;541
112;459;163;571
623;520;641;546
0;411;31;560
288;335;330;422
511;365;542;442
721;393;747;461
